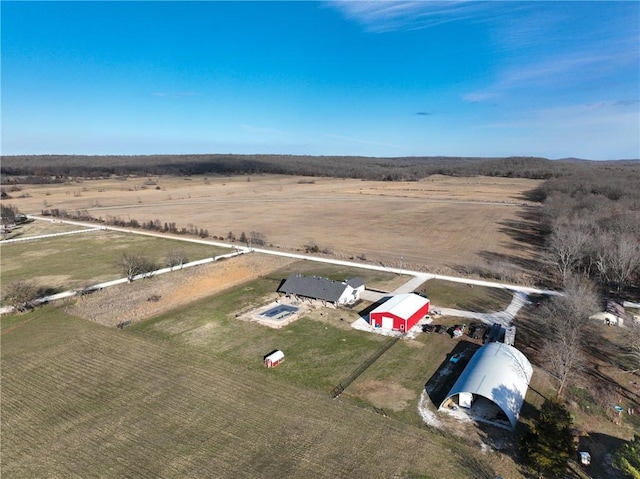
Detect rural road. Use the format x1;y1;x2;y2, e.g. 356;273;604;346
0;215;560;316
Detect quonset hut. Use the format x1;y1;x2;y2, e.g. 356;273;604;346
439;342;533;429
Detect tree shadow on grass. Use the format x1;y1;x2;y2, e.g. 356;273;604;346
479;250;546;278
511;301;550;367
496;209;545;251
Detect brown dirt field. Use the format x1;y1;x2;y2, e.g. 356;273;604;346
66;254;295;326
8;174;543;277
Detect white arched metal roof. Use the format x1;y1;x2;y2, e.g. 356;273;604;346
440;342;533;429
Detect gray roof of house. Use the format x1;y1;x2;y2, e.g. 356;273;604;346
346;277;365;288
278;274;353;302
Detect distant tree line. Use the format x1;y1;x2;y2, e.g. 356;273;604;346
4;154;632;183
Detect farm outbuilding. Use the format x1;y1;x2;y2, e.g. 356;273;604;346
277;274;363;306
439;342;533;430
264;350;285;368
369;293;430;332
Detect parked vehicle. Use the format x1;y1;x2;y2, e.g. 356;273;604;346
422;324;435;333
450;353;462;363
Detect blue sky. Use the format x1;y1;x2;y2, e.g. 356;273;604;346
2;1;639;159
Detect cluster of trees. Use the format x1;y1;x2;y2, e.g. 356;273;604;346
4;154;636;184
118;250;189;280
38;209;274;250
40;209;211;239
519;164;640;478
540;167;640;295
520;395;640;478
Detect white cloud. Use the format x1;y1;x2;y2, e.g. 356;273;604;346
326;0;502;33
462;43;639;103
474;101;640;159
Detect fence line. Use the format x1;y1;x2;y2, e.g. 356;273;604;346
1;227;102;244
331;335;401;398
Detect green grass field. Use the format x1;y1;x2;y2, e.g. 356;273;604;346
0;230;227;296
0;228;543;478
417;279;514;312
1;306;520;479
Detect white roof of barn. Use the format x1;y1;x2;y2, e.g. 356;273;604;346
265;350;284;362
440;342;532;429
370;293;429;320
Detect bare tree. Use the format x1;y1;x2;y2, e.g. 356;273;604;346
0;204;18;226
625;320;640;374
249;231;266;247
119;253;156;281
542;331;585;398
2;280;39;311
542;275;600;396
166;249;188;268
594;231;640;293
547;221;590;283
608;234;640;293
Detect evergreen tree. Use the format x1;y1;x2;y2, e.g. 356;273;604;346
613;435;640;479
520;399;575;477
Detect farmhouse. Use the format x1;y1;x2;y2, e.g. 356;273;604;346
369;293;430;332
277;274;364;306
439;342;533;430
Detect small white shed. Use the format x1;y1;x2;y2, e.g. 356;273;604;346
590;312;624;327
264;350;285;368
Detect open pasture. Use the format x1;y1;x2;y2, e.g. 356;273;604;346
0;229;225;296
1;219;88;240
6;174;544;277
1;306;526;479
416;279;515;312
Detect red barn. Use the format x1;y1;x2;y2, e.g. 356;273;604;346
369;293;430;332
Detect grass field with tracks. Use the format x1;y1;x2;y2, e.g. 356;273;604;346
1;306;524;478
1;233;527;478
0;229;226;296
